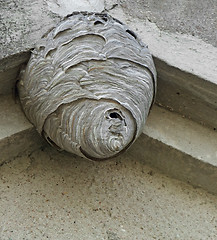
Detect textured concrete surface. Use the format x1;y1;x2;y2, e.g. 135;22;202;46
0;96;43;165
154;58;217;130
0;96;31;139
119;0;217;47
47;0;105;16
0;51;30;96
140;106;217;195
144;106;217;166
1;146;217;240
0;0;59;60
0;0;105;61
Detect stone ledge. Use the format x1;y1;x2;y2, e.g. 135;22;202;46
1;97;216;194
154;58;217;130
139;105;217;195
0;96;44;165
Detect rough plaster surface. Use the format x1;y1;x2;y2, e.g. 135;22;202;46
1;146;217;240
119;0;217;47
0;0;59;60
47;0;105;16
139;106;217;195
154;58;217;130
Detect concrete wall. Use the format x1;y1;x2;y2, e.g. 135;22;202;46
1;0;216;60
119;0;217;47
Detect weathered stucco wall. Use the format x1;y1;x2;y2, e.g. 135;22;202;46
119;0;217;47
1;0;216;60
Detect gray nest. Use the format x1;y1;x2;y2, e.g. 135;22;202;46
18;12;157;160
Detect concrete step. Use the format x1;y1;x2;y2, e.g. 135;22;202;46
0;95;44;165
140;105;217;195
0;95;216;194
1;144;217;239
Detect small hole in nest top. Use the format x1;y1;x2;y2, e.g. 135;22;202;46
110;112;122;120
126;29;137;39
94;20;103;25
101;17;108;22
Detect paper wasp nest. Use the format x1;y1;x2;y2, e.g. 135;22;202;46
18;12;157;160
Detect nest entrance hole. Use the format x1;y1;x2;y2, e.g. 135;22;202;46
94;20;103;25
109;112;122;120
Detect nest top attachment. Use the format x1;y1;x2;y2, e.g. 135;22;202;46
18;12;157;160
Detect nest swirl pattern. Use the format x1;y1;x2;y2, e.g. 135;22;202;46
18;12;157;160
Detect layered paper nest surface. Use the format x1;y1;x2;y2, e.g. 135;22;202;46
18;12;157;160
